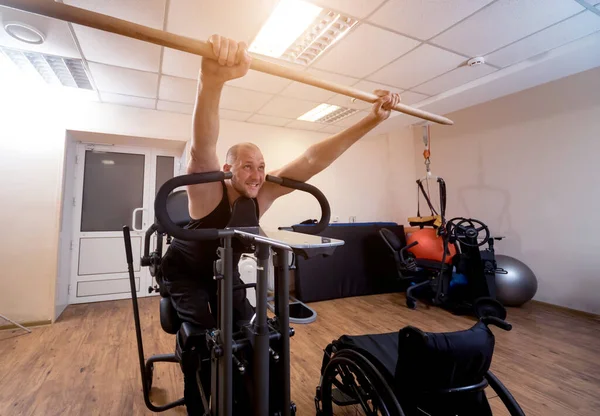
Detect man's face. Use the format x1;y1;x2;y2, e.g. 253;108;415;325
227;147;265;198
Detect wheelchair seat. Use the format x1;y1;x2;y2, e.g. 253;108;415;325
316;316;525;416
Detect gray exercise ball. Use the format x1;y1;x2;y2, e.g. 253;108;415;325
494;255;538;307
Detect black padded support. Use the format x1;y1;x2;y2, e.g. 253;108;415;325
179;321;209;351
160;297;181;335
292;224;405;303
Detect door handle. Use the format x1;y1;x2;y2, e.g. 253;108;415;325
131;207;146;232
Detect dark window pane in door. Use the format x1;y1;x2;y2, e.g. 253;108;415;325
155;156;175;196
81;151;145;232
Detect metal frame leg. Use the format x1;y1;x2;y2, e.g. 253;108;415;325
218;237;233;416
254;243;271;416
274;248;291;416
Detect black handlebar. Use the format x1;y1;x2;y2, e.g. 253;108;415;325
153;171;331;242
154;171;231;241
264;174;330;235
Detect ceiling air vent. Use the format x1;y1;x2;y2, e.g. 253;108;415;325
0;46;93;90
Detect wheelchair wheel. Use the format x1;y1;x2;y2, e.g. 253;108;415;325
317;349;404;416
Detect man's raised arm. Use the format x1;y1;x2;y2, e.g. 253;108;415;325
187;35;252;219
259;90;401;209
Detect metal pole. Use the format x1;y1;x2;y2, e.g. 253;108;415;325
274;249;291;416
218;237;233;416
254;243;271;416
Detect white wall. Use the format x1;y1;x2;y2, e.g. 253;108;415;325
0;76;68;324
414;67;600;314
386;127;418;225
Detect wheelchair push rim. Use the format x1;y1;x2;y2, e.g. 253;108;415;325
316;349;405;416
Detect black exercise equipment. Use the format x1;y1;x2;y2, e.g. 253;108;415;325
123;171;344;416
380;215;505;317
314;301;526;416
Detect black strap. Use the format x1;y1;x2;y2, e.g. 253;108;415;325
417;180;438;216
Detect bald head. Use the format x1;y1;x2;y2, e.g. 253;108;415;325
225;142;262;165
224;142;266;198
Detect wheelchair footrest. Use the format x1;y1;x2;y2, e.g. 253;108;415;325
331;388;359;406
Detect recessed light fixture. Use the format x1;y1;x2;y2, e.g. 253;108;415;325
250;0;358;66
4;21;45;45
298;103;358;123
0;46;93;89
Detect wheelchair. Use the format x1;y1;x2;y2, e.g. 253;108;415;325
123;171;343;416
314;301;526;415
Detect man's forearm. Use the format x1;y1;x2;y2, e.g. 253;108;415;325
304;115;380;172
191;76;224;157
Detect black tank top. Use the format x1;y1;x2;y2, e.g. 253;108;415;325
169;181;259;277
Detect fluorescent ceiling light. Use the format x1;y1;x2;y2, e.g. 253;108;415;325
0;46;93;90
298;103;358;123
250;0;322;58
298;103;339;122
250;0;358;66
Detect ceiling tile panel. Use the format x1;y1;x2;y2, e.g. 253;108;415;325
100;92;156;109
431;0;585;56
306;0;386;18
159;75;197;103
257;96;321;118
327;94;372;110
312;24;421;78
0;7;80;58
486;11;600;67
73;26;161;72
286;120;328;131
157;100;194;114
161;48;201;79
247;114;292;127
226;69;293;94
280;69;359;102
220;86;274;112
334;111;369;127
413;63;496;95
399;91;430;105
219;109;253;121
367;44;464;89
368;0;494;40
88;62;159;98
319;125;345;134
166;0;278;45
64;0;167;29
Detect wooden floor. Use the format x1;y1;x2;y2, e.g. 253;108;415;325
1;293;599;415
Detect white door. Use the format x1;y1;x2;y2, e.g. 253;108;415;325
68;143;180;304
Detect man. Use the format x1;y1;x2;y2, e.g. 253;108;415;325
161;34;400;413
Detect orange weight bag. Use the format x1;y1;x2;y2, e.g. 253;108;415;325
406;228;456;264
